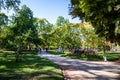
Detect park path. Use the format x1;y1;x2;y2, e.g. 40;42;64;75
38;51;120;80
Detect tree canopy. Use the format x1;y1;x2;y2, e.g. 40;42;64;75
70;0;120;45
0;0;20;10
13;5;39;48
33;17;54;48
0;13;8;28
0;5;39;49
56;16;69;27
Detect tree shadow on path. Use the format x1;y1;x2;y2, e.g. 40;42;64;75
39;52;120;80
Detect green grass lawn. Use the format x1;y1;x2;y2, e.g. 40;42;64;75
0;50;63;80
47;50;120;61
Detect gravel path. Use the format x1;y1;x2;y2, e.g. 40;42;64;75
38;51;120;80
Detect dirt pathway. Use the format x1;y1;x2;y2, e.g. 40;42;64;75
38;51;120;80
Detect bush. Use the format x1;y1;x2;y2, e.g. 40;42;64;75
70;48;97;56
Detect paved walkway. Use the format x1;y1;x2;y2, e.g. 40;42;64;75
38;51;120;80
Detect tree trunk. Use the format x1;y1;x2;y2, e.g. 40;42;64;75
15;47;23;62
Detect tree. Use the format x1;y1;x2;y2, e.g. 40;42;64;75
0;26;14;49
70;0;120;45
79;22;99;48
33;18;53;48
7;5;38;61
34;18;53;34
0;13;8;28
56;16;69;27
0;0;20;30
0;0;20;10
15;5;38;46
0;0;20;26
50;23;82;50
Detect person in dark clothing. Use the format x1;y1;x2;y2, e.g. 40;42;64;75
45;48;48;52
39;48;41;53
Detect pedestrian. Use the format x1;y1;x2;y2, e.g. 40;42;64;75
39;48;41;54
46;48;48;52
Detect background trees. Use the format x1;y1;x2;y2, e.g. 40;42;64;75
0;13;8;28
56;16;69;27
34;18;53;34
49;22;82;50
79;22;99;48
0;5;40;61
0;0;20;28
0;0;20;10
0;0;119;54
0;0;20;24
12;5;38;50
0;0;21;49
33;18;54;48
70;0;120;45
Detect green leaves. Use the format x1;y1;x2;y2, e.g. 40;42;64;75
56;16;69;27
50;23;82;49
70;0;120;44
35;18;53;34
0;13;8;28
108;5;112;12
0;0;20;10
0;5;40;50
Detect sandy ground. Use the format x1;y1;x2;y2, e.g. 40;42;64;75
38;51;120;80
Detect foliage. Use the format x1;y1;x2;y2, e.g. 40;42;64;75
34;18;53;34
0;0;20;10
0;13;8;28
70;0;120;45
0;5;40;61
33;18;54;48
12;5;39;49
56;16;69;27
79;22;99;48
49;23;82;49
0;26;14;49
49;21;106;49
79;22;111;49
0;50;63;80
0;0;20;34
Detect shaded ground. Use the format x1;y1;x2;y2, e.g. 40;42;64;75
38;51;120;80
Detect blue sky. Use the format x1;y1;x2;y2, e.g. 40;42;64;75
20;0;81;24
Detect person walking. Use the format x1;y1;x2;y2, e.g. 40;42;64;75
39;48;41;54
